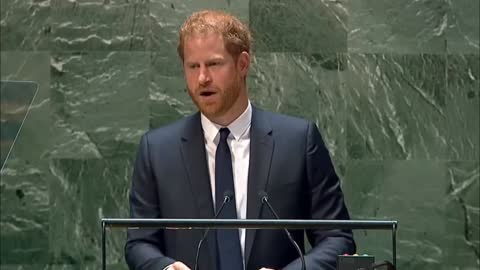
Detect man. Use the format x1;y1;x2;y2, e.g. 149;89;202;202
125;10;355;270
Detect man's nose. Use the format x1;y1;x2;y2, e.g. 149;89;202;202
198;66;211;85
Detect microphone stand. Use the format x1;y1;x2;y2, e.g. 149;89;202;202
260;192;306;270
194;191;233;270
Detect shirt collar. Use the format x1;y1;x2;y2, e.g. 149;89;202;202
201;101;252;143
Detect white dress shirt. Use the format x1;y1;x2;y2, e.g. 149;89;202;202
200;101;252;263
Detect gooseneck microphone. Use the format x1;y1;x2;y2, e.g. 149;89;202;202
258;191;306;270
193;190;233;270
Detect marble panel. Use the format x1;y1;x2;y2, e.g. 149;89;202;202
250;0;347;53
347;0;448;53
49;51;149;159
343;53;449;160
446;0;480;53
48;158;131;267
0;0;50;50
50;0;148;51
445;54;480;160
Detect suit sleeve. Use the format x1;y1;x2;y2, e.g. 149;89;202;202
125;134;176;270
284;122;356;270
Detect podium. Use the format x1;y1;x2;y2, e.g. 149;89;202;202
101;218;398;270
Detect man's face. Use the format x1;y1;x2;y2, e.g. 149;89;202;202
182;32;248;123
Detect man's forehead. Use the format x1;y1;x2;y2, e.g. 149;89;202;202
183;32;226;53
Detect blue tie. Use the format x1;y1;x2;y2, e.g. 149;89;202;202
215;128;243;270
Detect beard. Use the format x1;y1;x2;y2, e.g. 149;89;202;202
189;77;243;121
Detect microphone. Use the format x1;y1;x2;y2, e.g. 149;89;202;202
193;190;234;270
258;191;306;270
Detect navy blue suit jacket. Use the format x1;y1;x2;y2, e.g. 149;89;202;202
125;106;355;270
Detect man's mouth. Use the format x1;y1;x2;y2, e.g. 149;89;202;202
200;90;216;97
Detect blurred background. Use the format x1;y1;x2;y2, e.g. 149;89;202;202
0;0;478;269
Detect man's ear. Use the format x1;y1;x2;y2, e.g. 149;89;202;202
236;51;250;76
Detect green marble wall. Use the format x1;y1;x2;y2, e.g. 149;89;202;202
0;0;478;269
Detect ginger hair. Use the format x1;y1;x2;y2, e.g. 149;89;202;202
177;10;252;61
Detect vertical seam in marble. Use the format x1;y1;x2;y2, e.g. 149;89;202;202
448;169;480;264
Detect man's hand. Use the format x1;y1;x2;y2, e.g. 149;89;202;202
166;261;191;270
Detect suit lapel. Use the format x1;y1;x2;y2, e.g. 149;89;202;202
245;107;274;265
180;112;214;218
179;113;217;269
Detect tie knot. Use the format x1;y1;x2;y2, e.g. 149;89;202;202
219;128;230;142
